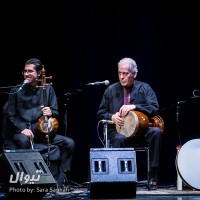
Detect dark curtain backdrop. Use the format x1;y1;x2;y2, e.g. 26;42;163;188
0;1;197;185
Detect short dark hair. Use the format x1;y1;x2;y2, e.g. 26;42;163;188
25;58;42;71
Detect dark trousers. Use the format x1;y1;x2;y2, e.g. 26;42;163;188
108;127;162;168
13;133;75;186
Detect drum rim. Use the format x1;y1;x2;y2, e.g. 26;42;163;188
116;110;139;137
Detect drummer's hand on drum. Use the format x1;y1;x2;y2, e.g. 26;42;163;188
119;104;136;117
112;112;124;127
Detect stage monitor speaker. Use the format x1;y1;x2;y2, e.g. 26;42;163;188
88;148;137;199
0;149;56;200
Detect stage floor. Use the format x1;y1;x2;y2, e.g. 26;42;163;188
42;183;200;200
1;181;199;199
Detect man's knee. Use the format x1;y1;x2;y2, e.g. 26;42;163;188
68;139;75;151
151;127;162;136
64;137;75;151
13;134;30;148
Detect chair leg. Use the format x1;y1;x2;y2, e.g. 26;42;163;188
134;146;150;188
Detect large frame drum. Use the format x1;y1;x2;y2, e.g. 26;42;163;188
176;139;200;190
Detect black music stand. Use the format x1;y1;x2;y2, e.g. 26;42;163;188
176;89;200;145
63;93;72;137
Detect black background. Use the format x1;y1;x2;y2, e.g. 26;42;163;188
0;1;198;186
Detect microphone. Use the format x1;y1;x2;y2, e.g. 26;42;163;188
87;80;110;86
100;119;114;124
19;80;30;91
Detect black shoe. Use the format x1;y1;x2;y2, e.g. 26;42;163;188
148;178;157;190
43;191;56;199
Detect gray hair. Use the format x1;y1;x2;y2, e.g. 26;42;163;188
118;57;138;74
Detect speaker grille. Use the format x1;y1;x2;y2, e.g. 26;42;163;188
0;149;56;199
88;148;137;198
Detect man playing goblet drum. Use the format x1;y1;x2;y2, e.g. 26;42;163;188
97;57;162;190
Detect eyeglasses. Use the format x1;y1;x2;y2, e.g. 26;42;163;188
22;69;35;74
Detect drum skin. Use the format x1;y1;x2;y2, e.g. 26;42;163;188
37;116;59;135
116;110;149;138
176;139;200;190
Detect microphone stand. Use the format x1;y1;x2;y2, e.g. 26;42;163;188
175;89;200;190
103;122;110;148
63;93;71;137
176;89;200;145
63;83;110;136
63;89;83;136
176;101;182;146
